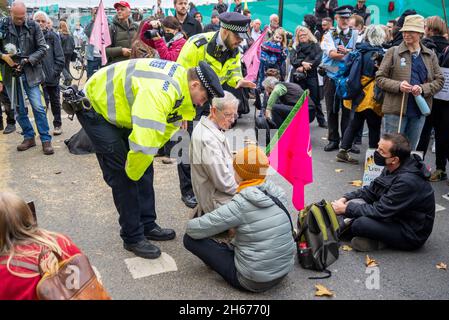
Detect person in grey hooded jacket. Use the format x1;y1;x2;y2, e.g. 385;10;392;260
184;145;296;292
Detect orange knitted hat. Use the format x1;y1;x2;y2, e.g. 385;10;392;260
233;145;270;180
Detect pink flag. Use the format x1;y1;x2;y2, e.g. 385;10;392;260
89;0;111;66
242;28;267;82
267;93;313;210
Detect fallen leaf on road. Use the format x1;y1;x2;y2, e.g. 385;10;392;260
335;169;344;173
349;180;363;187
365;255;379;268
436;262;447;270
54;171;62;175
342;245;353;251
315;284;334;297
31;175;38;179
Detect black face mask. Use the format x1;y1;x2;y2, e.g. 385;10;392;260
164;33;174;42
373;150;391;166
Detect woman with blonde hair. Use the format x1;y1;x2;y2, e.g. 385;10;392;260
59;20;75;86
290;26;326;127
0;191;81;300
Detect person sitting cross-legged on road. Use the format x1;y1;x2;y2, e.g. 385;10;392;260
184;145;296;292
331;133;435;252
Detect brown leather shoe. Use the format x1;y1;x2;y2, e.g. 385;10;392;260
42;141;54;155
17;138;36;151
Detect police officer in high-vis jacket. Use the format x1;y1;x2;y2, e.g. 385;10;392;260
77;59;224;259
175;12;256;209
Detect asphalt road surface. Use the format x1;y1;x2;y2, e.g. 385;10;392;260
1;101;448;300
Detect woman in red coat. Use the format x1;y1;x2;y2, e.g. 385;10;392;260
140;16;187;62
0;191;82;300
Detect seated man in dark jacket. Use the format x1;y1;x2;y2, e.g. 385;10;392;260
332;133;435;252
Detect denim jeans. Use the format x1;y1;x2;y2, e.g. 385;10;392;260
87;57;102;80
383;114;426;150
14;76;51;142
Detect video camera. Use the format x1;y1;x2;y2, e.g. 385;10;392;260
60;84;91;119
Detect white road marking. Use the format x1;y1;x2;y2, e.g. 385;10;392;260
436;204;446;213
124;252;178;279
443;193;449;202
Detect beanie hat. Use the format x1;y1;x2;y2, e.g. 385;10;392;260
233;145;270;180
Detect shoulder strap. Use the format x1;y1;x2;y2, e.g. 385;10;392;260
262;190;296;240
0;258;40;273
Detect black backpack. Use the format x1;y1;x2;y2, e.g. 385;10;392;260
297;200;340;279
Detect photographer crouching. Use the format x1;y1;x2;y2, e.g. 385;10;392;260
0;1;53;155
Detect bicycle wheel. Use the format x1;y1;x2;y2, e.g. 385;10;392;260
69;55;85;80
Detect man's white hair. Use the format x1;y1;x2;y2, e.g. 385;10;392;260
366;25;386;47
33;11;49;22
262;76;279;90
212;91;239;112
253;19;261;24
270;14;279;21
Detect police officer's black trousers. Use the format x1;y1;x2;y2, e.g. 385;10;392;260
77;108;157;244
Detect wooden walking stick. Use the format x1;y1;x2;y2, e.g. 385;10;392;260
398;92;406;134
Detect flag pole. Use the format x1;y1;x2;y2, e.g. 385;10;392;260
398;92;406;134
279;0;284;27
442;0;449;35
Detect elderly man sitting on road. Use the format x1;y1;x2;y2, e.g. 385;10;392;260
190;91;239;216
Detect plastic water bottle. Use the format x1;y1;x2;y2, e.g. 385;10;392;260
414;95;431;116
298;241;314;269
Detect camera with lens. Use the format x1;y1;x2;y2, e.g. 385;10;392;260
11;54;29;78
144;27;164;39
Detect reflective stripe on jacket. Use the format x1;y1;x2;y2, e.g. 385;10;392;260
176;32;242;88
85;58;194;181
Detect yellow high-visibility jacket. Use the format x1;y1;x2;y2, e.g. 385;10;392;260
176;32;242;88
85;58;195;181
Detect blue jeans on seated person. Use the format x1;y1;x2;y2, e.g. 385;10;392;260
383;114;425;150
14;75;51;142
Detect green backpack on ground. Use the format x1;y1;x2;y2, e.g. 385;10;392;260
297;200;340;279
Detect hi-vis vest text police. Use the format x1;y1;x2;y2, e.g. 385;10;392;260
176;32;243;88
84;59;194;181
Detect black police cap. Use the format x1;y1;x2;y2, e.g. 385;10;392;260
196;61;225;101
335;5;354;18
219;12;251;40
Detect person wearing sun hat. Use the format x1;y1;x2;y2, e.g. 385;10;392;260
184;144;296;293
376;14;444;150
